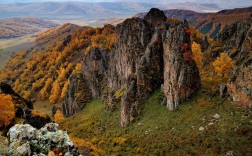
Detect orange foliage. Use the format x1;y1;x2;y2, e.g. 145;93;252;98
0;94;15;128
0;24;115;103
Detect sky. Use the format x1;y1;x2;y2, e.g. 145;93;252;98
0;0;220;3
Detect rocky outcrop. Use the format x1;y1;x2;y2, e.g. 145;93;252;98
62;74;92;117
215;14;252;65
107;9;200;126
162;21;201;111
62;48;108;116
7;123;80;156
82;47;108;98
214;15;252;106
227;66;252;107
63;8;201;127
144;8;167;27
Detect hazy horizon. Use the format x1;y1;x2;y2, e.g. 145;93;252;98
1;0;252;10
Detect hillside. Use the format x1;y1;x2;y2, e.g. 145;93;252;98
60;89;252;155
0;17;57;39
0;23;115;102
135;6;252;38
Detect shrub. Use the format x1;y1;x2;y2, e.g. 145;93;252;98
0;94;15;128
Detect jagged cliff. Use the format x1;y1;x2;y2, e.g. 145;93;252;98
63;8;201;127
215;15;252;107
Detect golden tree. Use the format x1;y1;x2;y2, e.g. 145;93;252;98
213;53;234;78
54;110;65;123
0;94;15;128
61;79;70;98
40;78;54;100
192;42;203;70
49;80;61;104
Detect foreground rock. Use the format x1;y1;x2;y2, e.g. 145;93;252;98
7;123;80;156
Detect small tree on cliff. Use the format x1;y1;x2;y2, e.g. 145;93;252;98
213;53;234;78
192;42;203;71
0;94;15;128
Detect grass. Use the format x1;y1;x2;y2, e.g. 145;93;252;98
60;89;252;155
0;35;35;69
33;100;61;118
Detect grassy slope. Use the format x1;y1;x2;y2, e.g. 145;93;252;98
60;89;252;156
0;35;35;69
33;100;61;118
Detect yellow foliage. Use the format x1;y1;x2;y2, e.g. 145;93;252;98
75;63;82;73
57;67;67;83
114;86;125;99
213;53;234;78
192;42;203;71
54;110;65;123
70;137;105;156
0;94;15;128
113;137;127;145
61;79;70;98
49;80;61;104
40;78;54;100
22;90;31;99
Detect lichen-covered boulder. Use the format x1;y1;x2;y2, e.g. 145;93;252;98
7;123;80;156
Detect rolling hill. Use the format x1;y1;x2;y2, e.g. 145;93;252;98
0;17;58;39
0;2;220;26
135;6;252;38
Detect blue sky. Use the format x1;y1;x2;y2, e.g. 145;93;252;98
0;0;204;3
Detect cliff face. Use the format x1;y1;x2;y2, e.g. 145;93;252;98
63;8;201;127
215;15;252;65
162;21;201;111
62;74;92;117
215;15;252;107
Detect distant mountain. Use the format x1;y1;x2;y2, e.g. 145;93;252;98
0;2;220;26
0;17;58;39
0;0;251;9
135;6;252;38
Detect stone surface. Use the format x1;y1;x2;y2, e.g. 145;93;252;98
227;66;252;107
7;123;80;156
62;73;92;117
162;20;201;111
220;83;227;97
82;47;108;99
